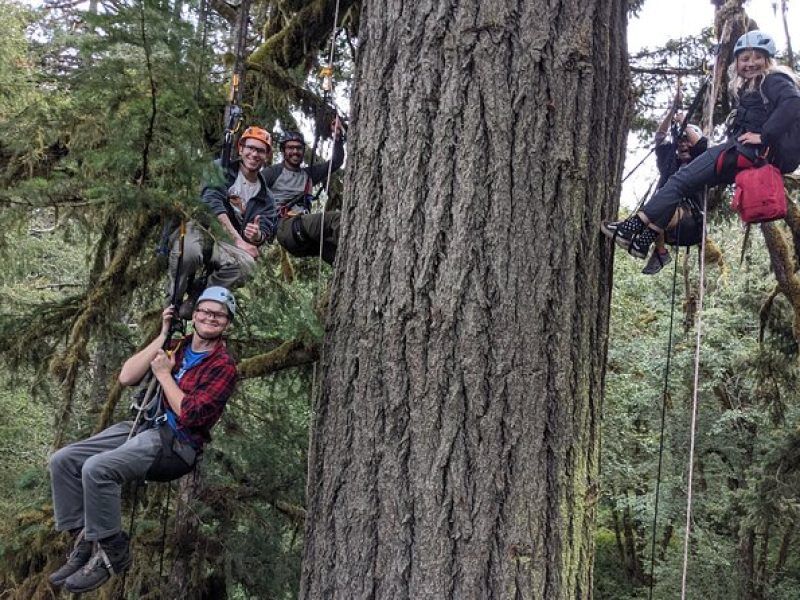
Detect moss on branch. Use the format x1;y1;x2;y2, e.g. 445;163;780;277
238;339;319;379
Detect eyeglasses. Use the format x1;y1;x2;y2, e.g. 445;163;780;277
242;144;268;156
284;144;304;153
194;307;229;322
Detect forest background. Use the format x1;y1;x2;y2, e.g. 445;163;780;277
1;0;800;599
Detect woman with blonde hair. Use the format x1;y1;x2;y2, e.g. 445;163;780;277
602;30;800;260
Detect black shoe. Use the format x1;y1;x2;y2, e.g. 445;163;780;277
48;529;92;587
178;299;196;320
64;532;131;594
177;277;206;320
629;228;659;259
601;216;645;250
642;249;672;275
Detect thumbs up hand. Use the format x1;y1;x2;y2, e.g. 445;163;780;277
244;215;264;245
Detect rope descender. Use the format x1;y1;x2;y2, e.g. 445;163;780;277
320;65;334;93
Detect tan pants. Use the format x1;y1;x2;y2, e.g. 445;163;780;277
167;221;255;302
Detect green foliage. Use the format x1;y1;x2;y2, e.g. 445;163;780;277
0;0;344;596
597;214;800;599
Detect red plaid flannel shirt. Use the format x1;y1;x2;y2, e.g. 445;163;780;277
167;336;237;448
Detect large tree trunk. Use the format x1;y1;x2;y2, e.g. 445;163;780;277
301;1;629;598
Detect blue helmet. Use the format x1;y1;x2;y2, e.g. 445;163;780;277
197;286;237;318
734;30;777;58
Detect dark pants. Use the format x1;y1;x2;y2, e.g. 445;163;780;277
642;141;737;229
277;211;340;265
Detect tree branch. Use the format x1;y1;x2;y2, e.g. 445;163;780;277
137;0;157;185
247;61;339;126
248;0;356;71
205;447;306;526
238;339;319;379
630;66;705;77
207;0;236;25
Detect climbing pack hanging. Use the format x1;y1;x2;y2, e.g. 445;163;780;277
730;162;787;224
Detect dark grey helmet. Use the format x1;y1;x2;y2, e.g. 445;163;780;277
279;131;306;151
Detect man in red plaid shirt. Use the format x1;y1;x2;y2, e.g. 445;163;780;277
47;287;237;594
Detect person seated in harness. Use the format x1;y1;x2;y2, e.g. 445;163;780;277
602;30;800;261
263;120;345;265
47;287;237;594
168;126;277;317
607;84;709;275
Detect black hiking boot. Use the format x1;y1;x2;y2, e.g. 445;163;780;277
600;215;645;250
642;249;672;275
64;532;131;594
48;529;92;587
628;228;659;259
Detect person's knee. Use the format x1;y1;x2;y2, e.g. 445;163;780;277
82;454;112;485
238;255;255;281
48;446;74;474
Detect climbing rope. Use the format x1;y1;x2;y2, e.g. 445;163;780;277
221;0;251;169
680;186;709;600
646;217;683;600
643;32;717;595
309;0;343;406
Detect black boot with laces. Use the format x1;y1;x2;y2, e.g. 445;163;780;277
601;215;646;250
48;528;92;587
628;227;659;259
64;531;131;594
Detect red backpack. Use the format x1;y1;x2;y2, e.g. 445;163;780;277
730;163;787;224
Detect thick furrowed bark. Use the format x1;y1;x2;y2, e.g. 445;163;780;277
302;1;628;598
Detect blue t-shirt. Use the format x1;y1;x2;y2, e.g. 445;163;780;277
174;346;209;382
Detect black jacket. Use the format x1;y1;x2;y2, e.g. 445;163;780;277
732;73;800;172
201;159;278;243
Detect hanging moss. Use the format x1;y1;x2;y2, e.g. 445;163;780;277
761;222;800;349
280;246;296;282
759;284;781;344
49;211;161;448
249;0;357;71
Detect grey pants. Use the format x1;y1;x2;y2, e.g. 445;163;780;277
167;221;255;301
49;422;162;542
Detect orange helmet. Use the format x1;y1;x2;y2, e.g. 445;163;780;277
238;126;272;152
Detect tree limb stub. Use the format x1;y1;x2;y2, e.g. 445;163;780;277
208;0;237;24
237;339;319;379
